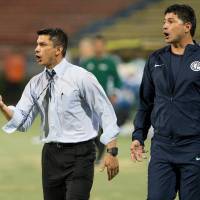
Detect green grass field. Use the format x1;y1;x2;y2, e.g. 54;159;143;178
0;115;151;200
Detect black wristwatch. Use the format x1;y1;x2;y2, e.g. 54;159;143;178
107;147;118;157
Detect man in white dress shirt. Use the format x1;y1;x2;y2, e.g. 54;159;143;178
0;28;119;200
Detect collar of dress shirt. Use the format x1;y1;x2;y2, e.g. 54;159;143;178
44;58;67;78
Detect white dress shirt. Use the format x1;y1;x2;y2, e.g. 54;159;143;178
2;59;119;144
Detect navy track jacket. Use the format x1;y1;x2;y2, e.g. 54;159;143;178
132;44;200;144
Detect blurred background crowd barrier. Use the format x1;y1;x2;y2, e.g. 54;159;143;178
0;0;199;119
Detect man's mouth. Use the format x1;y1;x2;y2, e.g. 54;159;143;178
163;32;170;39
35;55;42;62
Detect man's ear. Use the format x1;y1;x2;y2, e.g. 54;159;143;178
55;46;63;56
184;22;192;34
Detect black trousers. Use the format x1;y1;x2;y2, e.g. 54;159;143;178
148;135;200;200
42;140;96;200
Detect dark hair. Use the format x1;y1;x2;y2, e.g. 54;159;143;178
94;35;106;43
37;28;68;57
164;4;196;37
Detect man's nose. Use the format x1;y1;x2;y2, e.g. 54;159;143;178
35;46;40;53
163;22;168;30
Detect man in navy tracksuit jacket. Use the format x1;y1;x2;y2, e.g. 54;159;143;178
130;4;200;200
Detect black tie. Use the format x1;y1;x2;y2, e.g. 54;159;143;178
43;69;56;137
46;69;56;99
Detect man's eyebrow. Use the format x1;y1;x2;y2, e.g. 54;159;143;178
38;41;47;45
165;17;176;20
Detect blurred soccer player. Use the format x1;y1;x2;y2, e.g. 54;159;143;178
81;35;122;164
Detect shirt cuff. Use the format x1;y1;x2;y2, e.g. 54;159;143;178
132;131;145;146
2;106;24;134
100;126;120;145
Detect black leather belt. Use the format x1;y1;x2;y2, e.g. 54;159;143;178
47;139;94;148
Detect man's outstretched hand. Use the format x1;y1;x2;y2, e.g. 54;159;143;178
0;95;4;108
0;95;13;120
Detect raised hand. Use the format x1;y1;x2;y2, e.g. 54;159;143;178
0;95;4;108
0;95;13;120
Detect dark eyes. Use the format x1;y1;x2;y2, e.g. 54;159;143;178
163;20;174;24
39;43;47;46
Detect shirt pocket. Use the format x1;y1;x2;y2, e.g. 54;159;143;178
60;90;84;131
60;89;80;111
